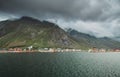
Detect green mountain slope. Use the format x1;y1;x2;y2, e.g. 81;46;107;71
0;17;120;49
67;29;120;49
0;17;81;49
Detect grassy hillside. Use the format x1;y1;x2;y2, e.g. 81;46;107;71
0;16;120;49
0;17;81;49
67;29;120;49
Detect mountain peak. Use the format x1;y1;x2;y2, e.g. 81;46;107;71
0;18;81;48
1;17;120;49
20;16;34;19
19;16;40;22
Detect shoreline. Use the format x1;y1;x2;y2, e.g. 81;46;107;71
0;51;119;54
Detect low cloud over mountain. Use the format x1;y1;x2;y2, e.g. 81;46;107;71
0;0;120;38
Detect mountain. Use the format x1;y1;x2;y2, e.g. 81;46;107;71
0;16;81;49
67;29;120;49
113;37;120;42
0;16;120;49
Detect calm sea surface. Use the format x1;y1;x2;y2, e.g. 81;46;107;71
0;52;120;77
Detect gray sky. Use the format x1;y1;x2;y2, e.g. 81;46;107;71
0;0;120;38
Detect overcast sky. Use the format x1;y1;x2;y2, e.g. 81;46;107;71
0;0;120;38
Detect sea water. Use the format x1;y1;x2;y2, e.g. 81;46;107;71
0;52;120;77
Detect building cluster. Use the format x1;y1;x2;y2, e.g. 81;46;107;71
0;46;120;53
0;48;32;53
88;47;120;52
38;48;82;52
0;47;82;53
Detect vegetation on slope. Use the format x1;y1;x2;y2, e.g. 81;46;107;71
67;29;120;49
0;17;81;49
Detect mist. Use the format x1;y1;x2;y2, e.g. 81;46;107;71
0;0;120;38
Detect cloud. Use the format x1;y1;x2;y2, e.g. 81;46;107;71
0;12;18;21
0;0;120;38
47;18;114;38
0;0;110;20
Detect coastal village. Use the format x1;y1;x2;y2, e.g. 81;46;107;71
0;46;120;53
